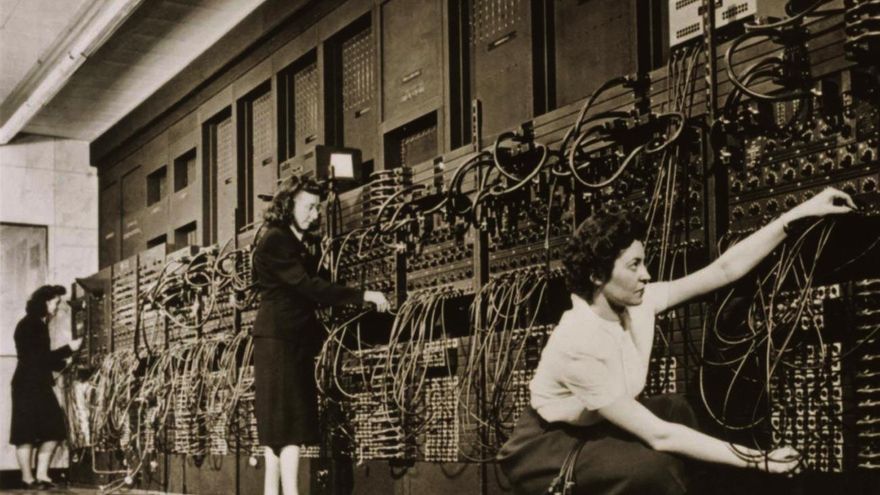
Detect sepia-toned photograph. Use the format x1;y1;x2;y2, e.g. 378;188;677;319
0;0;878;493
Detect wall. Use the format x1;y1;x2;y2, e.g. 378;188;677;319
0;134;98;470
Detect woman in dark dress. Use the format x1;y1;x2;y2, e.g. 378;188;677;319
11;284;82;489
253;176;390;495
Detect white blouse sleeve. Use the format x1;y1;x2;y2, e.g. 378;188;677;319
561;353;626;411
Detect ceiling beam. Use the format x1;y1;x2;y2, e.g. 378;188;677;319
0;0;143;144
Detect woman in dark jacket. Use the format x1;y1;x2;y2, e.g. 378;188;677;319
11;284;82;489
252;176;390;495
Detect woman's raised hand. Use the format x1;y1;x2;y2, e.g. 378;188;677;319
785;187;856;222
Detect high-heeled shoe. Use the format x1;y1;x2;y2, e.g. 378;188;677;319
35;478;58;490
20;479;38;490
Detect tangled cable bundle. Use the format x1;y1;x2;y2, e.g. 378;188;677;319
68;328;259;490
314;287;465;461
458;268;560;460
139;244;258;341
699;219;840;469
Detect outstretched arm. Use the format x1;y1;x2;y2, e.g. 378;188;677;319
660;187;855;311
598;397;798;473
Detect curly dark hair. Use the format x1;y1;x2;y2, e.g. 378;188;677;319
25;284;67;317
262;175;324;227
563;210;647;302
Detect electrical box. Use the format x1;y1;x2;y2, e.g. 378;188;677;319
669;0;759;47
329;16;377;165
240;85;276;227
205;110;237;245
99;181;120;267
142;164;169;246
278;52;320;162
381;0;443;124
384;112;439;169
121;167;145;259
469;0;535;139
555;0;640;108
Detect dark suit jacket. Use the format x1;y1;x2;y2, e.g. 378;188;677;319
252;223;364;346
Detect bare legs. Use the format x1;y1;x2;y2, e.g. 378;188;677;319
264;446;280;495
279;446;301;495
15;441;57;485
36;440;58;482
15;444;34;484
263;445;301;495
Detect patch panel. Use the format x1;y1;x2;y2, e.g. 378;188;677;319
112;256;138;352
422;376;460;462
729;169;880;235
645;356;679;397
854;278;880;470
770;342;845;473
406;240;474;291
138;246;166;356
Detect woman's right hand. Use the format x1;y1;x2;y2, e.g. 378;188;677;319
753;446;800;474
784;187;856;223
69;337;83;352
363;291;391;313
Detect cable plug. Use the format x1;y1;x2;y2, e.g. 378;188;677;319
545;475;563;495
621;73;648;90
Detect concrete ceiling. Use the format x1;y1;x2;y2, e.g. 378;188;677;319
0;0;93;105
0;0;267;143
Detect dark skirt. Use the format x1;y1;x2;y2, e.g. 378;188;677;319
9;384;67;446
497;394;698;495
253;336;320;454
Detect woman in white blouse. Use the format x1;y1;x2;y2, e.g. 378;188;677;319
497;187;856;494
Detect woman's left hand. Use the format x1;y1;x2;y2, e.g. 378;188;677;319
785;187;856;221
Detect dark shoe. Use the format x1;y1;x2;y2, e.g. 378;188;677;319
20;479;38;490
35;479;58;490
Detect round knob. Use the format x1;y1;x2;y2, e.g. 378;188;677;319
748;203;761;216
731;180;743;193
747;176;759;188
